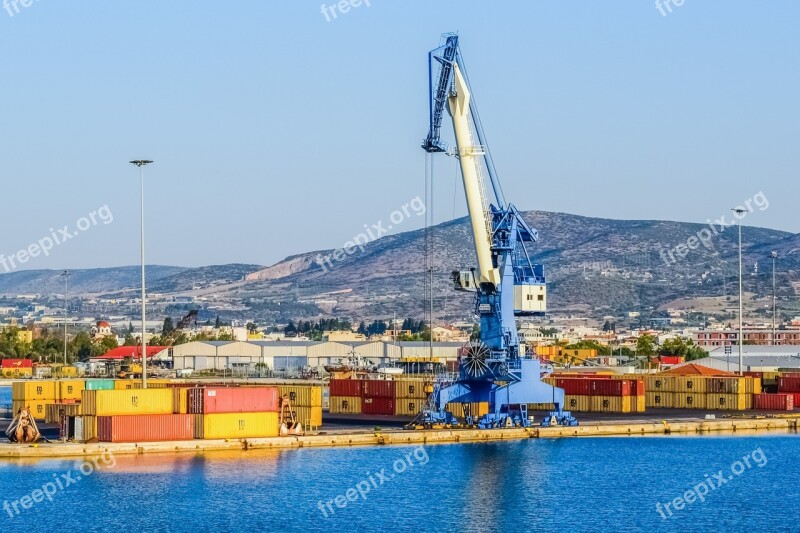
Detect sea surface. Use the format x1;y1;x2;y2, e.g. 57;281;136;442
0;428;798;532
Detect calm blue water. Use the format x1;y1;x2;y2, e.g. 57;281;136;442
0;387;10;406
0;433;798;531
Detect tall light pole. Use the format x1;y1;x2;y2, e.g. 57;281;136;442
732;208;746;376
771;251;778;345
61;270;70;365
131;160;153;388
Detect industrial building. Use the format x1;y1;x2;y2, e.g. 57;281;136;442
682;345;800;373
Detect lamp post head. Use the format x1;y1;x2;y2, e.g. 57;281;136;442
770;251;778;259
130;160;154;167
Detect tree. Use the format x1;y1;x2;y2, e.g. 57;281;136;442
162;317;175;336
214;316;221;329
636;334;656;356
128;322;134;335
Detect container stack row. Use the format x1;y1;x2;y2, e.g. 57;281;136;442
644;375;761;410
532;377;645;413
329;377;435;417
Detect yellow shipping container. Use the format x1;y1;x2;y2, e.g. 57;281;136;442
590;396;632;413
672;393;707;409
394;399;424;416
706;393;748;411
277;384;322;407
647;391;673;408
671;377;707;394
645;392;674;408
746;378;762;395
645;376;674;393
289;405;323;427
54;366;78;378
528;403;556;411
58;380;85;402
196;412;279;439
81;415;97;441
563;395;592;412
329;396;362;414
82;389;174;416
45;402;82;423
393;379;431;400
172;388;189;414
12;381;56;401
114;380;141;390
446;402;490;419
762;372;779;386
12;400;48;420
2;368;33;378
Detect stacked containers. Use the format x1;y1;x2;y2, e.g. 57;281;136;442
12;381;56;420
776;375;800;407
277;384;323;427
706;377;749;411
188;387;279;439
361;380;395;415
82;388;186;443
394;377;430;416
753;393;794;411
329;379;362;414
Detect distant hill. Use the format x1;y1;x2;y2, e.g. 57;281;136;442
0;266;188;295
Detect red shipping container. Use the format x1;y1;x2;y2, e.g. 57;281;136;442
777;377;800;392
361;380;395;399
362;397;394;415
660;356;684;365
330;379;362;397
188;387;279;414
752;393;794;411
743;371;763;379
555;379;592;396
630;380;645;397
1;359;33;368
793;393;800;408
97;414;195;442
591;379;631;396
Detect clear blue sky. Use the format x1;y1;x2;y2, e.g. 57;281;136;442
1;1;797;271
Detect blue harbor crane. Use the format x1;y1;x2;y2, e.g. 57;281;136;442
417;34;577;428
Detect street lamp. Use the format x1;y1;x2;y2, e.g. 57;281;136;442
732;208;746;376
61;270;70;365
130;160;153;388
771;251;778;346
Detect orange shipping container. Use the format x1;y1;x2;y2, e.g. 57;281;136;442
98;414;195;442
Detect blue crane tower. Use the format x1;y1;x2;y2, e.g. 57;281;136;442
420;34;576;428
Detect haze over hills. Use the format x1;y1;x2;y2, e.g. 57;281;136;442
1;212;798;323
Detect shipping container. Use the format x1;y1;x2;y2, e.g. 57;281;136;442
706;377;745;394
590;380;631;397
645;392;674;408
630;379;645;397
194;412;279;439
393;379;431;400
527;402;556;411
187;387;279;414
394;399;423;416
752;393;794;411
777;376;800;393
115;380;142;390
84;379;116;391
672;393;707;409
278;404;323;427
705;393;748;411
563;395;591;412
329;379;362;397
555;379;592;396
98;414;195;442
792;393;800;409
645;376;674;393
671;377;708;394
57;380;85;402
746;378;762;395
635;395;646;413
82;389;175;416
590;396;632;413
173;388;189;414
12;381;56;401
80;415;97;441
328;396;361;414
12;400;47;420
45;402;82;423
361;380;395;399
362;397;394;415
445;402;490;419
276;384;322;407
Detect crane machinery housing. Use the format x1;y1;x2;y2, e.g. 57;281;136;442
420;33;576;428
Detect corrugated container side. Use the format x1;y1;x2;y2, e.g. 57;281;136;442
394;399;423;416
82;415;97;441
328;396;362;414
115;380;141;390
645;392;674;408
198;412;280;439
635;395;646;412
82;389;175;416
777;377;800;393
362;397;394;415
12;381;56;401
672;377;708;394
746;378;762;395
277;385;322;407
329;379;362;397
705;393;748;411
84;379;116;391
527;402;556;411
590;396;632;413
672;393;707;409
446;402;490;418
645;376;674;393
58;381;85;402
98;414;195;442
555;379;591;396
284;405;323;427
706;377;746;394
393;379;430;400
45;402;82;423
361;380;395;399
12;400;47;420
753;393;794;410
187;387;279;414
563;395;591;412
591;380;630;397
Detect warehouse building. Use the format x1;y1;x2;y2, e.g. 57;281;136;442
681;345;800;373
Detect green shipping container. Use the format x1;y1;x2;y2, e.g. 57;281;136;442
84;379;116;391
